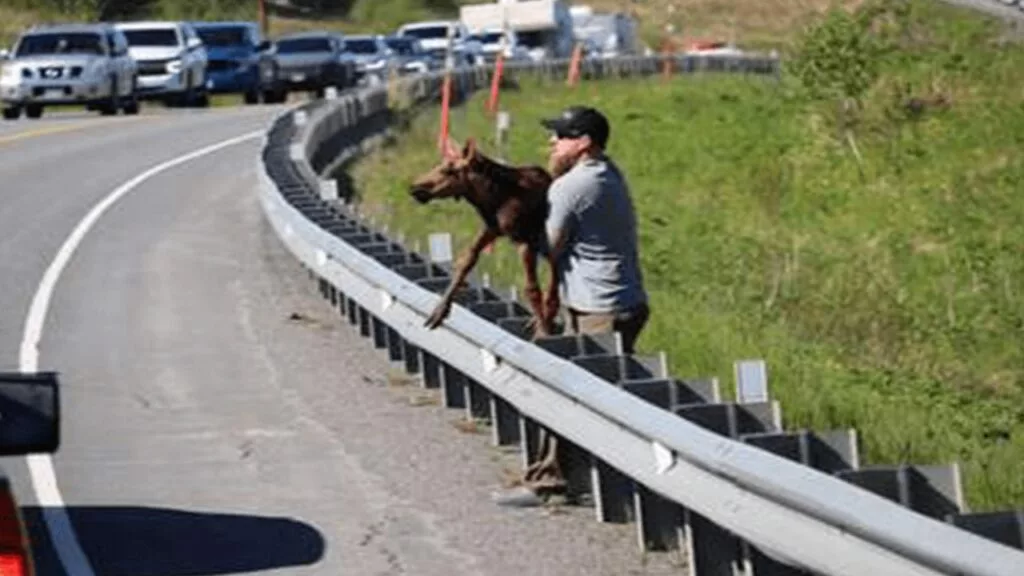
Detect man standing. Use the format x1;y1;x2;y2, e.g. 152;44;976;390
542;105;650;353
494;105;650;507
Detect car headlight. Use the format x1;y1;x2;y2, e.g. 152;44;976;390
2;66;28;80
86;61;106;78
166;59;182;74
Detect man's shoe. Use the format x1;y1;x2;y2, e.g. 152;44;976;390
491;486;545;508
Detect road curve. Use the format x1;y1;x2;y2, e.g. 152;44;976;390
0;105;680;575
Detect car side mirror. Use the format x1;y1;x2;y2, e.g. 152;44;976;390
257;40;271;52
0;372;60;456
0;49;9;61
187;37;203;50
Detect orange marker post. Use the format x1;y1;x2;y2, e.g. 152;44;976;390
661;38;673;82
566;42;583;87
437;71;453;157
486;52;505;116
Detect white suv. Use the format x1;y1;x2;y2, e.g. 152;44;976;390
115;21;208;107
396;21;485;67
0;23;139;120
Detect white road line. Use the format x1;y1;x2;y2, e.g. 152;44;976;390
19;129;263;575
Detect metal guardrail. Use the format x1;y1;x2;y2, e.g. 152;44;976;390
257;54;1024;575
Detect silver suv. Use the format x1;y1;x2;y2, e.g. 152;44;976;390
115;21;209;107
0;23;139;120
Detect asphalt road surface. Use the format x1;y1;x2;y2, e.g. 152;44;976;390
0;105;682;575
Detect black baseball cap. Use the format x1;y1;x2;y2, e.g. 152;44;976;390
540;106;610;148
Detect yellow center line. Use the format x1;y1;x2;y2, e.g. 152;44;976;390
0;115;158;147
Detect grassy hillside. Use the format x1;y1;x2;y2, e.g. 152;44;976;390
349;0;1024;511
580;0;865;50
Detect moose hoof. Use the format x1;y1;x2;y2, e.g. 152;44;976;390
526;316;554;340
424;304;451;330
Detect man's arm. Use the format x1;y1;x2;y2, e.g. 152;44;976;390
542;179;578;261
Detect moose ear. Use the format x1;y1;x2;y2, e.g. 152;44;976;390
462;137;477;159
443;137;461;161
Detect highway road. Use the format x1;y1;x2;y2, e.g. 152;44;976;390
0;106;680;575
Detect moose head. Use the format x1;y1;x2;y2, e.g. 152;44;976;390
408;137;482;204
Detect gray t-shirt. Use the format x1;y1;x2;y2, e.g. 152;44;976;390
544;155;647;313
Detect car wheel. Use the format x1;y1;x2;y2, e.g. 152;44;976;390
99;78;118;116
244;88;260;105
2;106;20;120
262;88;285;104
122;77;140;115
123;97;140;115
193;88;210;108
25;104;43;119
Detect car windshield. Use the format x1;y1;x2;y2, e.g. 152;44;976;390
196;26;249;47
276;37;331;53
401;26;450;40
15;33;104;57
517;30;547;48
384;38;415;55
346;39;379;54
122;29;179;47
478;32;504;45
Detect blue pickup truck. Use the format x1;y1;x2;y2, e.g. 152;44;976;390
191;21;286;104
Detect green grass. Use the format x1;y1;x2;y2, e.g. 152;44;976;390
349;0;1024;511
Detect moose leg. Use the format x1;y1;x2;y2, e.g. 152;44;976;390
424;227;499;330
517;243;548;339
541;252;560;333
522;429;565;493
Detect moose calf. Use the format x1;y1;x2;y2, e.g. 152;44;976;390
408;138;559;337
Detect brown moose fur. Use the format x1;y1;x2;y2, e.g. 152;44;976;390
408;137;560;337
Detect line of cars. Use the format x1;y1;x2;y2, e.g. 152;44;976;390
0;18;461;121
0;9;614;122
0;20;284;120
995;0;1024;11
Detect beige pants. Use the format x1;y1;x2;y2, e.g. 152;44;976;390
522;302;652;495
563;302;651;354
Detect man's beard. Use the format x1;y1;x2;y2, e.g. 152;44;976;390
548;153;575;178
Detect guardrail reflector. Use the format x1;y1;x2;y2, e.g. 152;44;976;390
481;349;499;373
653;441;675;475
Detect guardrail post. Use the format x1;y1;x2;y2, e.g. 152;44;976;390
742;429;859;474
835;464;965;520
441;363;467;409
489;394;520;446
570;352;670;525
357;305;371;339
420;351;442;389
948;510;1024;550
686;510;748;576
